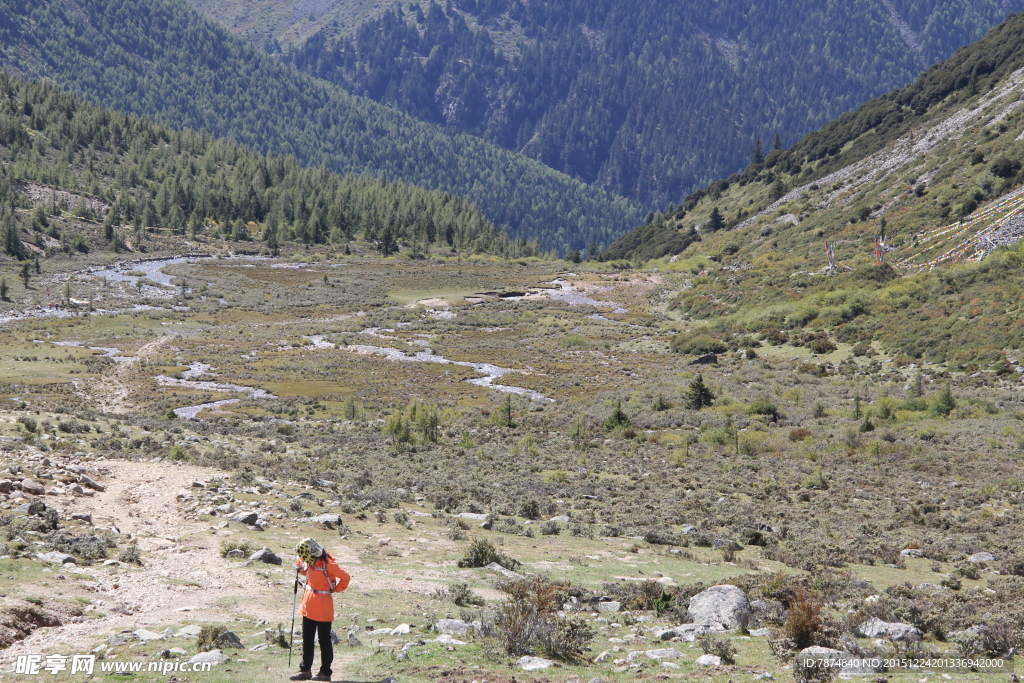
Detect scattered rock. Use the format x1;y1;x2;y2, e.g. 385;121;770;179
79;475;105;492
686;584;751;630
20;479;45;495
308;513;341;526
248;547;281;565
968;552;995;563
484;561;525;580
517;655;554;671
390;623;411;635
434;634;465;645
597;601;621;613
856;617;923;642
433;619;473;635
594;651;611;663
900;548;924;558
696;654;721;666
225;549;245;559
36;551;75;565
228;511;258;525
175;625;203;638
691;353;718;365
644;648;683;660
133;629;165;642
216;630;245;649
187;649;229;665
713;539;743;550
0;480;12;493
70;513;93;524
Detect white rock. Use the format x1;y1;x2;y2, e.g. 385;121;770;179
434;634;465;645
188;649;229;665
133;629;165;641
645;648;683;659
686;585;751;630
968;552;995;562
390;623;411;635
176;625;203;638
433;619;473;635
696;654;721;666
662;661;681;669
856;617;923;642
517;655;554;671
597;601;621;613
594;650;611;663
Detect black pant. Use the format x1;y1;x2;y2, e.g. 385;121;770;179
300;616;333;676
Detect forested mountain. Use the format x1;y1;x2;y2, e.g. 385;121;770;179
601;13;1024;364
284;0;1023;207
0;73;521;260
0;0;641;253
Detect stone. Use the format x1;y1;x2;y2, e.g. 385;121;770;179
248;547;281;565
691;353;718;365
856;617;923;642
308;513;342;526
798;646;878;675
900;548;924;558
79;475;105;492
20;479;45;495
133;629;165;641
517;656;554;671
549;515;570;522
644;648;683;659
686;585;751;630
216;630;245;649
484;561;525;580
433;619;472;635
228;511;258;525
662;661;681;669
0;480;12;493
188;649;229;665
434;634;465;645
968;552;995;562
37;551;76;565
597;601;621;613
748;628;772;637
457;512;488;520
696;654;721;666
657;623;724;641
225;549;245;558
594;651;611;663
175;625;203;638
713;539;743;550
71;513;93;524
390;623;411;635
215;504;234;514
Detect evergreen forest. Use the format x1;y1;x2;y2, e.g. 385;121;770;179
0;73;527;259
0;0;641;254
287;0;1022;207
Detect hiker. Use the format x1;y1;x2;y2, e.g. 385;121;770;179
290;538;351;682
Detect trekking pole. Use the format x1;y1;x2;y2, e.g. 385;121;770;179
288;568;299;667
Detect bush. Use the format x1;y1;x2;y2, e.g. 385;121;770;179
219;540;255;558
697;634;737;664
784;589;822;649
930;383;956;417
197;626;228;652
748;398;781;420
789;428;812;441
540;520;561;536
118;544;143;566
670;332;728;355
808;338;837;354
603;401;631;430
45;531;108;564
438;582;486;607
168;444;192;462
457;538;521;570
494;577;593;661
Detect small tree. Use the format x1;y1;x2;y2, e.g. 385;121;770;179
604;401;630;430
20;262;30;288
684;374;715;410
568;416;590;450
706;207;725;233
0;277;8;301
931;383;956;417
852;394;862;419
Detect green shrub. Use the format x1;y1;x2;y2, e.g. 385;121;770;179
197;626;227;653
219;540;255;558
670;332;728;355
748;398;781;420
457;538;521;570
807;337;837;354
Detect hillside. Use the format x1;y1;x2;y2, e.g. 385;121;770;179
0;0;641;253
605;12;1024;366
0;72;531;267
282;0;1023;207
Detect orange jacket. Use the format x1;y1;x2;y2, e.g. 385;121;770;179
297;553;350;622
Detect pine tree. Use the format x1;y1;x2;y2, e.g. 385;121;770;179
706;207;725;233
684;374;715;410
772;134;782;151
931;383;956;417
751;138;765;166
604;400;631;430
0;277;7;301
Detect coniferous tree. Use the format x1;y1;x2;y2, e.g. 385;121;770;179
684;374;715;410
706;207;725;233
751;138;765;166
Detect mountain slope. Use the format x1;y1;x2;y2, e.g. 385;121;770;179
281;0;1023;208
0;72;520;261
0;0;641;253
607;12;1024;366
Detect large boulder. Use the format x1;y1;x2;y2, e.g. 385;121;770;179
20;479;45;496
433;619;473;635
228;511;258;525
968;551;995;563
516;656;554;671
856;617;923;642
248;547;281;565
37;551;76;565
188;649;229;666
686;585;751;630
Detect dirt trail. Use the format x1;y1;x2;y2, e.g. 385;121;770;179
80;336;169;414
0;457;444;674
